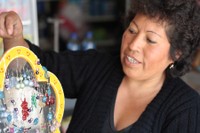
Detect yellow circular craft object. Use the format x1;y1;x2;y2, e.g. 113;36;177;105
0;46;65;133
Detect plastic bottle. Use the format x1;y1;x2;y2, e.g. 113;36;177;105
66;32;81;51
82;31;96;51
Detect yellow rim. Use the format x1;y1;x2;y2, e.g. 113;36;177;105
0;46;65;133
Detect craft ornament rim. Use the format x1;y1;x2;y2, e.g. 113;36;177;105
0;46;65;133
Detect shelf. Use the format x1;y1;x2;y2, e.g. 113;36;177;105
83;15;116;22
95;39;116;47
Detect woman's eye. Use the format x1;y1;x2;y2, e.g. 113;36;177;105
128;28;137;34
147;38;156;44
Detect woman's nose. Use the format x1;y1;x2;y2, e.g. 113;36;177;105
128;35;143;52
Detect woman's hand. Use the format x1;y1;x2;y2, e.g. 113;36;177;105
0;11;28;52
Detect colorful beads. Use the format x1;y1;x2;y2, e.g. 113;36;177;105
23;79;29;85
50;125;56;132
47;112;53;121
0;106;6;111
3;127;9;132
21;98;29;121
28;118;33;123
31;94;37;108
42;66;49;79
47;88;51;95
0;91;5;99
13;110;18;119
1;62;58;132
29;81;34;87
10;77;17;88
16;83;21;89
14;108;18;112
42;96;47;103
37;59;40;65
7;114;12;123
11;99;16;105
33;118;39;125
49;97;55;105
0;111;8;117
9;127;14;133
35;70;39;75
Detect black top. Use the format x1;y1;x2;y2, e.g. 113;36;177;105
28;42;200;133
102;87;132;133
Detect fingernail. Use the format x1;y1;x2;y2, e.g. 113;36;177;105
8;29;12;35
0;29;3;35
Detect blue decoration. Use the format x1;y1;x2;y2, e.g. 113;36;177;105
47;88;51;96
42;66;47;71
18;127;24;133
33;118;39;125
42;96;47;103
42;66;49;79
0;112;8;118
47;112;53;121
7;114;12;123
0;106;6;111
0;91;4;99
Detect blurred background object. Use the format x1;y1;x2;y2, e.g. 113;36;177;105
197;0;200;6
182;48;200;94
82;31;96;51
37;0;125;54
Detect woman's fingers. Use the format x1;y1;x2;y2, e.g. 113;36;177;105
5;11;23;37
0;11;22;38
0;12;9;37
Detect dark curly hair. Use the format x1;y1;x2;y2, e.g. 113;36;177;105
127;0;200;77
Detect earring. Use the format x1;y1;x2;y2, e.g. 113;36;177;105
169;64;174;69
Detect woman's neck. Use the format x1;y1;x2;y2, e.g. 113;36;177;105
121;74;166;98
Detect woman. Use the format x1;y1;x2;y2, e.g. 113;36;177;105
0;0;200;132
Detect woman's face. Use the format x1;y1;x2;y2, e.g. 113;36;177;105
120;13;173;81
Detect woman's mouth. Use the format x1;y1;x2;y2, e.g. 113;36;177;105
127;56;140;64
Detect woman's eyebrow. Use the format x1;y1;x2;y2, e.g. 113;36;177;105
131;20;139;30
147;31;162;38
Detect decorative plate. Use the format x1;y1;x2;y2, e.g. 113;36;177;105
0;46;65;133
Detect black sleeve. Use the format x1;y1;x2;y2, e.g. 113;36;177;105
27;40;112;98
161;94;200;133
